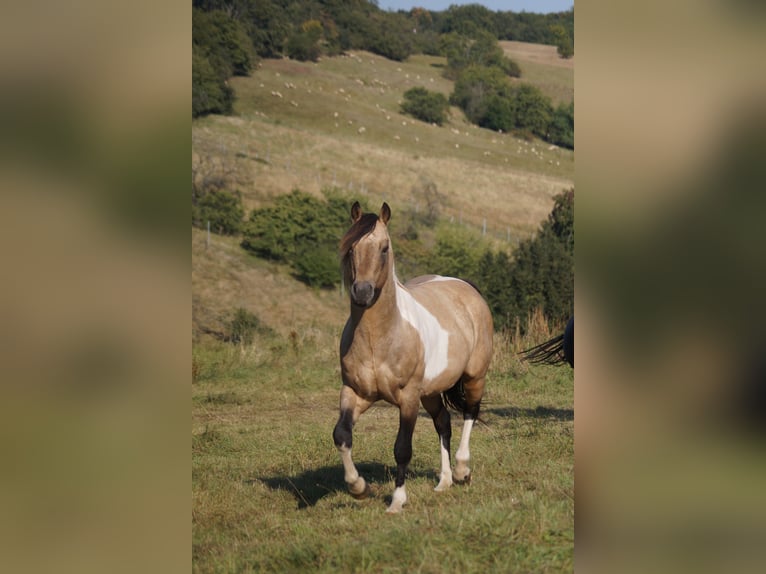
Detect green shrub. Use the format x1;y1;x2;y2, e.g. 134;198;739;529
241;189;359;288
547;101;574;149
430;223;486;281
194;190;244;235
450;65;512;124
401;87;449;125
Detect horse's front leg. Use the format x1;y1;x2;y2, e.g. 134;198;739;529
333;385;373;499
387;399;419;514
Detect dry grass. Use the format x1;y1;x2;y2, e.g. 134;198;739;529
192;45;573;244
192;228;346;339
501;41;574;105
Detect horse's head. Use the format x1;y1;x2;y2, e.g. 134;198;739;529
340;202;392;308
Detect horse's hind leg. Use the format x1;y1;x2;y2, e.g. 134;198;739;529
421;395;453;492
454;375;486;484
333;385;373;499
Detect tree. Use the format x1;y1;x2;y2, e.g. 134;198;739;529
192;44;234;117
192;8;257;78
549;24;574;59
287;19;323;62
547;101;574;149
512;84;554;138
430;224;485;281
450;65;512;124
441;31;520;80
499;189;574;330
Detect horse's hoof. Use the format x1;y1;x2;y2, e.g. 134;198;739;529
349;481;370;500
454;473;472;485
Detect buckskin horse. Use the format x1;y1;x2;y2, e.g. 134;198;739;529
333;202;494;513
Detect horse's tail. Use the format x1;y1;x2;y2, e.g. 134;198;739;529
442;379;467;414
519;317;574;368
520;333;566;365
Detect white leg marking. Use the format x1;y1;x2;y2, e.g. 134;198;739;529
386;485;408;513
339;445;367;496
454;418;474;482
434;439;453;492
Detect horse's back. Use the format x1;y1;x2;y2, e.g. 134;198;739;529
405;275;488;314
404;275;493;351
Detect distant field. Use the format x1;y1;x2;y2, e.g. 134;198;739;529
501;41;574;105
193;45;573;244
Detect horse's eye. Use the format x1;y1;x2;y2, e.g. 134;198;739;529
382;244;389;254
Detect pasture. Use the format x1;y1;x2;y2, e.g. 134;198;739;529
192;325;573;573
192;41;574;572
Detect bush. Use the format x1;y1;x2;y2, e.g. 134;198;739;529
451;71;562;144
430;223;485;281
401;87;449;125
547;101;574;149
241;189;357;288
194;190;244;235
450;65;512;124
229;308;262;345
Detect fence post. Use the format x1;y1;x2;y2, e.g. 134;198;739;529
482;218;487;236
206;220;210;249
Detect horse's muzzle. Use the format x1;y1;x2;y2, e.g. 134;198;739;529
350;281;375;307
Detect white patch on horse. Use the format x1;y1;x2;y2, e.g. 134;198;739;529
395;283;449;381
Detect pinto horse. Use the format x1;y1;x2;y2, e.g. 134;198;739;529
333;202;494;513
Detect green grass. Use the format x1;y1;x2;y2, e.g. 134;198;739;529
192;332;573;573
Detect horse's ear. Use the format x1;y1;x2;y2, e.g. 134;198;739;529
380;202;391;224
351;201;362;222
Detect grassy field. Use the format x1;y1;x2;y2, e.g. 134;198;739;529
193;42;574;573
192;325;573;573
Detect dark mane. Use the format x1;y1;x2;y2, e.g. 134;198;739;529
339;213;379;258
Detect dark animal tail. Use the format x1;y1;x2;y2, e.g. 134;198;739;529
442;379;467;414
520;317;574;368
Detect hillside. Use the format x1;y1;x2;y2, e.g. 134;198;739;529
192;44;573;336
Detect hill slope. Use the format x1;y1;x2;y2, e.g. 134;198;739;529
192;44;573;336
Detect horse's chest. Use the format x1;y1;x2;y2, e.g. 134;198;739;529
342;341;418;400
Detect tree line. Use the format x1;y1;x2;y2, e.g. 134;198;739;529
193;185;573;332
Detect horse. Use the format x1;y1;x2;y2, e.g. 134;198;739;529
520;316;574;368
333;202;494;513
